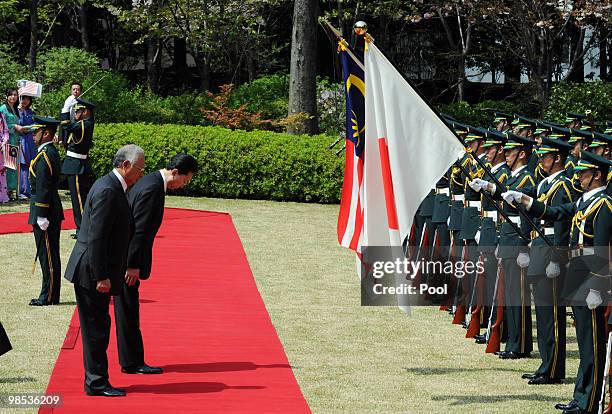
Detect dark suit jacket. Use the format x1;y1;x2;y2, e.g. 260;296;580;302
126;171;165;279
64;172;134;295
27;143;65;224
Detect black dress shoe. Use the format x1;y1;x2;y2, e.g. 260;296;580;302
528;375;562;385
29;299;47;306
494;351;505;356
499;351;530;359
71;233;78;239
86;386;126;397
121;364;163;374
474;336;487;344
555;400;578;410
522;372;538;380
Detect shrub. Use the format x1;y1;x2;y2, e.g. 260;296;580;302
546;81;612;126
91;123;343;203
230;74;289;120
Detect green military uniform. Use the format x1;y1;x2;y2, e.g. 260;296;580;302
522;138;575;383
476;131;511;345
460;129;490;334
28;116;65;306
492;133;536;358
567;128;594;198
61;98;95;234
529;151;612;414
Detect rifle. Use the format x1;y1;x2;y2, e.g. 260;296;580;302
486;261;505;354
466;254;486;338
598;331;612;414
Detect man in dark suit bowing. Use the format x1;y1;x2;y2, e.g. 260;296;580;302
115;154;198;375
64;144;146;397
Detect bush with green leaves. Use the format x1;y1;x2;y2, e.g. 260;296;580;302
545;81;612;126
91;123;343;203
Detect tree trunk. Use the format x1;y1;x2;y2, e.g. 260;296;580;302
600;26;609;81
146;38;161;93
173;37;188;88
457;57;465;102
79;3;90;51
567;25;585;83
29;0;38;72
193;51;210;91
288;0;319;135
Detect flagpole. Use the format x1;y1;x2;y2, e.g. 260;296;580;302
362;34;557;248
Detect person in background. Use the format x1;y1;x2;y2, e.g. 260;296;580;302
0;112;9;203
59;83;82;145
18;95;37;200
0;88;28;200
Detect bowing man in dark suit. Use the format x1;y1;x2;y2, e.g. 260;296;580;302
115;154;198;375
64;144;145;397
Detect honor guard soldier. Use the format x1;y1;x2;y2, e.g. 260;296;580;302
520;137;575;385
567;128;594;197
506;151;612;414
459;127;488;334
493;112;513;133
469;133;536;359
62;98;95;238
565;112;593;131
587;132;611;158
28;116;65;306
473;130;510;345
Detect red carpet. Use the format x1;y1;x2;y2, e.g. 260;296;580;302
0;209;76;234
0;208;310;413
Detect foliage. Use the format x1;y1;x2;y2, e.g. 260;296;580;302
545;81;612;125
201;84;270;130
0;45;26;92
91;123;343;203
230;74;289;120
317;77;344;137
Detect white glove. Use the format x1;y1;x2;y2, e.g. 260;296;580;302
545;261;561;279
516;252;530;268
495;245;500;259
474;230;481;245
586;289;603;310
447;216;451;227
469;178;489;192
501;190;524;204
37;217;49;231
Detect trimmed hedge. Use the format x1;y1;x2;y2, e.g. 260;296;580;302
91;124;343;203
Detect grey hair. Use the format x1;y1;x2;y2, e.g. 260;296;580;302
112;144;144;168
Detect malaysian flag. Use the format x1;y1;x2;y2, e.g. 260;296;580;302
2;143;18;170
17;80;42;98
336;40;365;252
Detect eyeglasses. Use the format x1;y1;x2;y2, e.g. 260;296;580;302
133;164;146;172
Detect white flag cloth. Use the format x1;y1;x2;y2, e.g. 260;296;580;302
363;42;464;248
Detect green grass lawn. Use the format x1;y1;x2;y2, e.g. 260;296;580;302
0;194;580;413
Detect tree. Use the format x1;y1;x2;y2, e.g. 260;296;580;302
288;0;319;135
482;0;611;113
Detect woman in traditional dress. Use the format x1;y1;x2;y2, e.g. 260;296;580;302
18;95;37;199
0;88;27;200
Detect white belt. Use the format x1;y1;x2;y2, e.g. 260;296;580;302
436;188;450;196
570;247;595;259
67;151;87;160
483;210;498;222
507;216;521;225
544;227;555;235
453;194;465;202
466;200;481;209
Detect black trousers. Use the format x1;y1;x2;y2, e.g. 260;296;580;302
503;258;533;354
67;174;92;232
114;281;145;368
0;322;12;356
33;222;61;304
74;284;111;392
532;275;566;380
572;305;606;413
